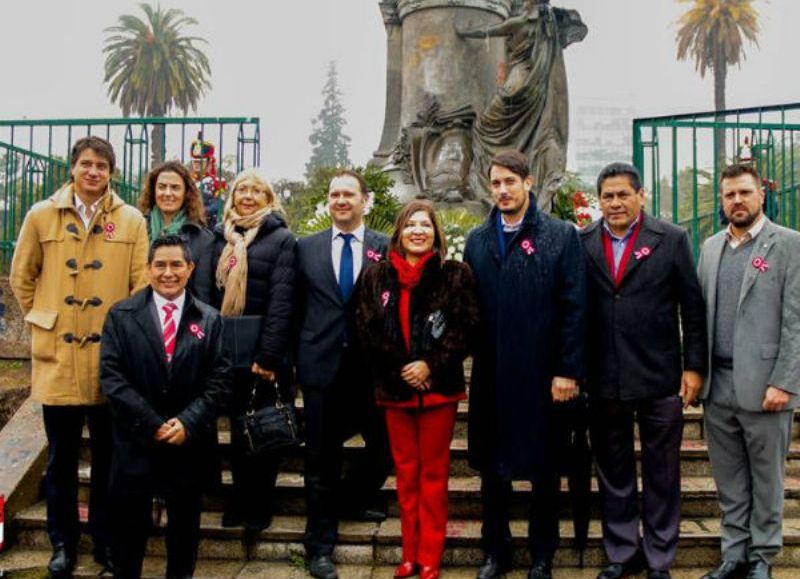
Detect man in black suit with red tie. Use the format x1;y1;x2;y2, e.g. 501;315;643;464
580;163;707;579
100;235;231;579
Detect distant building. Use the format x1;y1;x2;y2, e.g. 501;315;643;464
571;99;636;186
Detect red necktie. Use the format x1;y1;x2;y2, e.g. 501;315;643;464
162;303;178;362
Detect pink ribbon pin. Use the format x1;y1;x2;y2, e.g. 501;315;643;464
189;323;205;340
381;290;390;308
752;256;769;273
634;246;652;260
228;256;238;270
520;239;536;256
104;222;116;240
367;249;382;263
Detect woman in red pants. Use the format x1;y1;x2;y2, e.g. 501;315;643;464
353;200;479;579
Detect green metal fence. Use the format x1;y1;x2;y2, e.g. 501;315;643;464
632;102;800;256
0;116;260;266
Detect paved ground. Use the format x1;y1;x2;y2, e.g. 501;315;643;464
1;551;800;579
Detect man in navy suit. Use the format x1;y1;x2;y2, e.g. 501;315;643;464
295;170;392;579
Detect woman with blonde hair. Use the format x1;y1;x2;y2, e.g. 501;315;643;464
211;168;297;530
138;160;214;303
353;200;479;579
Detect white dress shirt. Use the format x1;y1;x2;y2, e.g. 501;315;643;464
153;290;186;333
74;194;103;229
331;223;365;284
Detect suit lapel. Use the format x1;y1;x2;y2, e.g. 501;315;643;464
704;233;726;326
738;224;777;309
133;296;170;373
584;224;614;288
618;216;664;286
319;230;344;306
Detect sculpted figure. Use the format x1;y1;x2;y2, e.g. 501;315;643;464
457;0;586;210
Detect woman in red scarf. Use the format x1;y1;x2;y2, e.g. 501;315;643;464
353;201;479;579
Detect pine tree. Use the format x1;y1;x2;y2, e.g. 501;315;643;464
305;61;352;179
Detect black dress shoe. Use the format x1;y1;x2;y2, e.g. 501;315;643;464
221;509;244;527
648;571;671;579
597;556;644;579
93;545;115;575
340;508;387;522
308;555;338;579
745;561;771;579
528;558;552;579
700;561;747;579
48;544;75;578
477;555;511;579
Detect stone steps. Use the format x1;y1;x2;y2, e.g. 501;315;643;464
73;462;800;519
11;501;800;569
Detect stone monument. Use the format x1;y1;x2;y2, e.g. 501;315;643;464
373;0;587;212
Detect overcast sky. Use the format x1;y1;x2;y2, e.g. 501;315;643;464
2;0;796;180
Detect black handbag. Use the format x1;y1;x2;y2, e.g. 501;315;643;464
222;315;264;369
236;379;300;456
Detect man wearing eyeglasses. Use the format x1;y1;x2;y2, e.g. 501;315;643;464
697;163;800;579
580;162;707;579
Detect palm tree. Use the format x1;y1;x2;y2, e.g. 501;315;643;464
103;3;212;164
675;0;760;112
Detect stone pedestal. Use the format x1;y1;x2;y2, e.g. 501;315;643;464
374;1;511;205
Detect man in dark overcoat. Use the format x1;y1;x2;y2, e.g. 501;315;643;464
295;169;393;579
100;235;231;579
580;163;707;579
464;150;587;579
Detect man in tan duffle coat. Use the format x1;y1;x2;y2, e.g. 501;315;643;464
10;136;149;578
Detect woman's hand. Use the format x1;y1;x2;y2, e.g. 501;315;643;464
251;362;276;382
401;361;431;391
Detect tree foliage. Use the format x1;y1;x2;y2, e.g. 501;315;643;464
305;61;352;179
103;3;212;162
675;0;760;111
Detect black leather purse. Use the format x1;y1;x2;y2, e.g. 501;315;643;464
236;379;300;456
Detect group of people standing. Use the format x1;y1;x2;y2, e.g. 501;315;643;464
8;137;799;579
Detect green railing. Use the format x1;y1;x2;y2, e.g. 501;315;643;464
632;102;800;256
0;116;260;266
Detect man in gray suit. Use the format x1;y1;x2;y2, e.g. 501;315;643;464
698;163;800;579
295;169;392;579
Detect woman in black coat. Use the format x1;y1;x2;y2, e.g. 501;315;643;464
211;168;297;531
353;200;479;579
138;161;215;304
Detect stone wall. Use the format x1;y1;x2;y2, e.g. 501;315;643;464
0;277;30;359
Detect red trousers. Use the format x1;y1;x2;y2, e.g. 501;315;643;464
385;403;457;568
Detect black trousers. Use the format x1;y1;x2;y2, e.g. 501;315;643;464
42;404;112;553
110;488;202;579
480;469;561;565
302;350;393;556
591;395;683;571
226;370;288;525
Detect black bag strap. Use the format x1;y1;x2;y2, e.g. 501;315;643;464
246;378;284;417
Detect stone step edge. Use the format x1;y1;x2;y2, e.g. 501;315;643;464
73;464;800;497
13;502;800;547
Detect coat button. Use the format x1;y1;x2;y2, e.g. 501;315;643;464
84;260;103;270
65;259;78;269
66;224;79;235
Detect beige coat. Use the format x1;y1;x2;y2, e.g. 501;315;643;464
10;184;149;405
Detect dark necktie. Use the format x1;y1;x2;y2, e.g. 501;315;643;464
339;233;355;302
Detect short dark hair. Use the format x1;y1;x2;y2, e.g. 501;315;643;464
70;136;116;175
388;200;447;260
720;163;761;185
596;162;642;193
330;169;368;196
148;234;193;264
488;150;530;180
